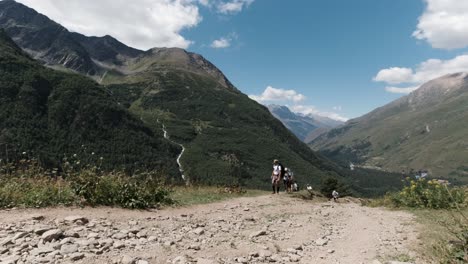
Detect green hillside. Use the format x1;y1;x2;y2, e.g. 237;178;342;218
311;73;468;184
0;29;180;176
104;54;342;188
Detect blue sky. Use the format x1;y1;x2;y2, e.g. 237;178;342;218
14;0;468;120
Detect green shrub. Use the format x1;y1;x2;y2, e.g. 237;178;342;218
319;177;351;198
0;176;76;208
70;169;173;209
387;178;466;209
0;159;173;209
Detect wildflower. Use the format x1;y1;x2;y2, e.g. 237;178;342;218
73;154;77;158
22;152;27;155
76;161;80;165
91;152;95;155
100;157;104;160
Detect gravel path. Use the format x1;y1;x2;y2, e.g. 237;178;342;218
0;194;424;264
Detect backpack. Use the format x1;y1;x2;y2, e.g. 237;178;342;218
278;163;286;177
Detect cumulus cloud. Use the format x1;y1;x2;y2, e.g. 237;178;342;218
413;0;468;49
373;67;414;84
374;54;468;94
15;0;202;50
211;37;231;48
217;0;254;14
291;105;349;122
250;87;347;122
249;86;306;103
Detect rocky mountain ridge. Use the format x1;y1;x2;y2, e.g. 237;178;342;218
311;72;468;182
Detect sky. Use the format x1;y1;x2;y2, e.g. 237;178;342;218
12;0;468;121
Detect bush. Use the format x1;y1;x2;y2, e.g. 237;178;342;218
0;176;76;208
70;169;173;209
0;159;173;209
320;177;351;198
387;178;466;209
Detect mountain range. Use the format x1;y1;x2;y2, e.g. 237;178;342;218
267;104;343;143
0;0;354;189
311;72;468;183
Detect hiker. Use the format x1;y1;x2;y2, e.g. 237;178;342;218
285;168;293;193
283;168;289;192
271;159;283;194
292;180;299;192
332;190;339;202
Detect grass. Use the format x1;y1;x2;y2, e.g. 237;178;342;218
169;186;268;206
369;183;468;263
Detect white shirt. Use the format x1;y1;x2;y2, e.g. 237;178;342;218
273;164;281;176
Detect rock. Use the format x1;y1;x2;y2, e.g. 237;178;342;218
193;228;205;235
172;256;189;264
197;258;216;264
31;215;45;221
61;244;79;254
188;244;201;250
236;257;248;263
60;237;75;245
0;238;13;247
327;249;335;254
0;255;20;264
34;225;55;235
289;255;301;262
372;261;383;264
0;247;8;254
113;241;125;249
64;216;89;225
120;255;137;264
13;232;28;240
136;260;149;264
249;230;266;238
293;245;303;251
87;232;100;239
112;233;127;240
63;230;80;238
42;229;63;242
30;246;55;256
315;238;329;246
69;253;85;261
259;250;272;257
387;262;414;264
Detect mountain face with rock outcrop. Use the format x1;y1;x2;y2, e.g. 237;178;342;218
0;28;180;175
0;0;358;189
267;105;343;143
311;72;468;183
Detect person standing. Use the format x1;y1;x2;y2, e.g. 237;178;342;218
271;159;282;194
332;190;339;202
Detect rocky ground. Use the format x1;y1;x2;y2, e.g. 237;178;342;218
0;194;425;264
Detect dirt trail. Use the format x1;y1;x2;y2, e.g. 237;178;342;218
0;194;424;264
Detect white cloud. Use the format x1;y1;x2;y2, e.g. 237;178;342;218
385;86;420;94
291;105;349;122
374;54;468;93
249;86;306;103
15;0;202;50
413;0;468;49
211;37;231;48
198;0;210;6
373;67;414;84
250;87;347;122
217;0;254;14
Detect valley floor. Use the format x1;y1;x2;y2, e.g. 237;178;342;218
0;194;426;264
